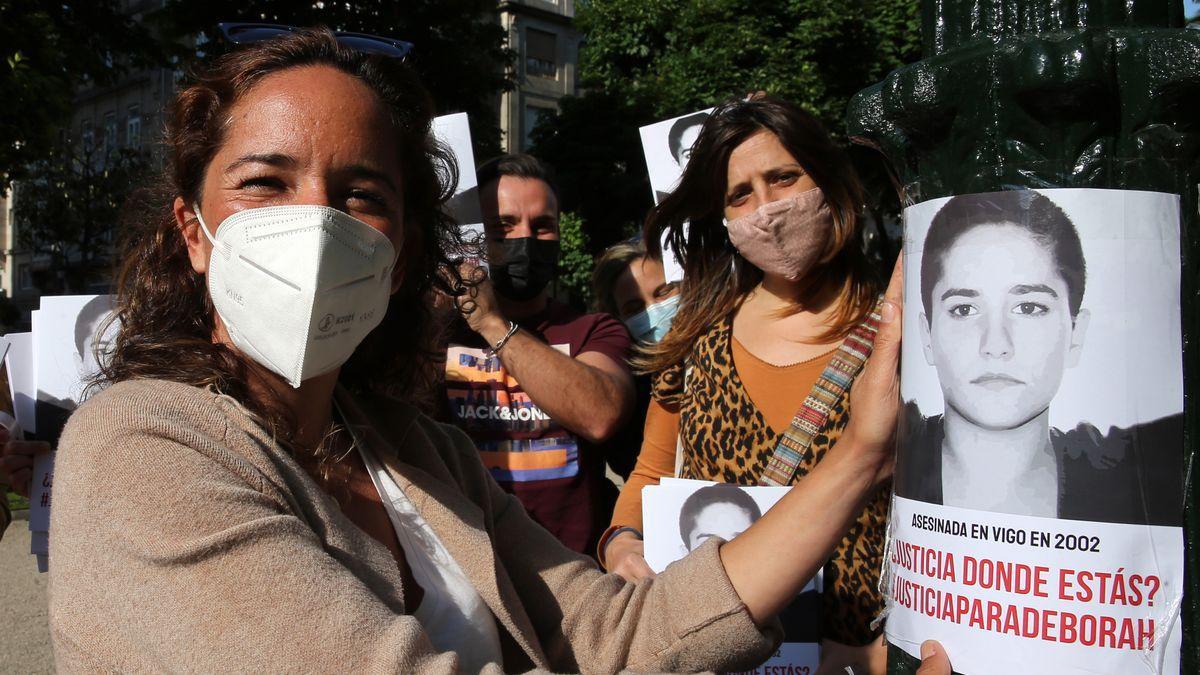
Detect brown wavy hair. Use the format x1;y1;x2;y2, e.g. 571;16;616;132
636;95;879;374
98;28;474;443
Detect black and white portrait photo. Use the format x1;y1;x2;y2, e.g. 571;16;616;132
73;294;117;378
639;107;712;204
638;108;714;283
644;480;821;658
895;189;1183;527
33;295;116;445
431;112;486;269
677;483;762;551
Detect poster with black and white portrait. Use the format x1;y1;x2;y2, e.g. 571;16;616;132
431;112;486;270
639;108;713;284
639;108;713;206
887;189;1184;674
33;295;117;446
644;479;821;674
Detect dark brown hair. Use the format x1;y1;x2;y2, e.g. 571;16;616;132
475;153;560;205
591;239;649;317
100;28;474;441
921;190;1085;322
637;95;879;374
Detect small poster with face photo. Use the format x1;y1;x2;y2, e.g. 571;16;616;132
640;108;713;285
888;189;1185;674
5;332;35;435
644;479;820;673
639;108;713;205
431;112;487;271
33;295;117;446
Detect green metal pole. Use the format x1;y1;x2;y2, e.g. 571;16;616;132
847;1;1200;672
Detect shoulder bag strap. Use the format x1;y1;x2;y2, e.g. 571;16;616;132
759;296;885;487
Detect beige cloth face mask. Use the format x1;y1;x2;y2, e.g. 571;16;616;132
723;188;834;281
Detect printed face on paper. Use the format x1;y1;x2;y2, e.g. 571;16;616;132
922;223;1086;431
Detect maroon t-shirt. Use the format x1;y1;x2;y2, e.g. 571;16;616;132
443;300;631;555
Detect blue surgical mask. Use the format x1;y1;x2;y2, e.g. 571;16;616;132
625;294;680;343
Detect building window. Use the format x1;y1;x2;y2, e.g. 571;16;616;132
103;111;117;156
81;119;94;151
525;28;557;79
126;105;141;148
523;105;552;150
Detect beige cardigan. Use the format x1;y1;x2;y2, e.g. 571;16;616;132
48;379;780;673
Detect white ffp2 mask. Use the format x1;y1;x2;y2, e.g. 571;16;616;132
195;204;396;388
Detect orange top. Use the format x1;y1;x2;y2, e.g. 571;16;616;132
602;337;836;562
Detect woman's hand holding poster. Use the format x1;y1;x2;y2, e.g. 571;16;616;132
888;189;1184;674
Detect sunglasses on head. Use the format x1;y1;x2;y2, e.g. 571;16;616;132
217;22;413;60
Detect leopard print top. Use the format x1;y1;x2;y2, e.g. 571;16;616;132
652;316;889;645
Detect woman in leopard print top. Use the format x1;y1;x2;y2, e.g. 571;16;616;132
603;95;891;674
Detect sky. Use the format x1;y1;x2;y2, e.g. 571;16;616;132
1187;0;1200;21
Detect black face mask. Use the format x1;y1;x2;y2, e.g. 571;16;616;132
490;237;560;301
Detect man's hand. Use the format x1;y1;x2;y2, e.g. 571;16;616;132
606;532;656;582
0;425;49;499
451;260;635;443
455;265;509;338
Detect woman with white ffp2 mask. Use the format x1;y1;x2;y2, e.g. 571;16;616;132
193;204;397;388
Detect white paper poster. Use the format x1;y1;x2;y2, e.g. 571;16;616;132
659;225;686;285
639;108;713;205
644;479;820;674
431;112;487;270
34;295;115;445
888;189;1185;674
639;108;712;284
30;310;41;433
21;295;116;572
4;332;35;434
27;449;53;533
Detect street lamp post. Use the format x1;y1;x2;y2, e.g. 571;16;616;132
847;1;1200;671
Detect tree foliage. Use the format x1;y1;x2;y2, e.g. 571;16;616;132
529;91;652;254
576;0;919;127
0;1;160;188
530;0;921;249
151;0;515;158
554;211;595;309
12;138;150;294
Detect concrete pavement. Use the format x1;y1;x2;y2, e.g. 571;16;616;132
0;519;53;674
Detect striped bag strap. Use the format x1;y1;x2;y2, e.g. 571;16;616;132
759;296;885;487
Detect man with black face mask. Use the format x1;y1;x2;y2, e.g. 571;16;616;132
447;154;636;556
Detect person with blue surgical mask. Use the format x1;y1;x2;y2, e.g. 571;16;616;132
593;240;681;344
590;240;682;479
626;292;680;343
